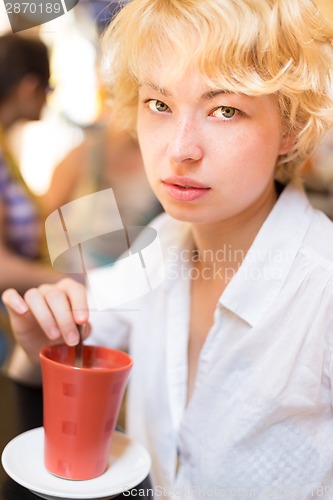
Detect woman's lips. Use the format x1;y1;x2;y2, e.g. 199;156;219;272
162;177;211;202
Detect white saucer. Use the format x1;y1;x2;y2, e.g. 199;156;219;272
1;427;151;500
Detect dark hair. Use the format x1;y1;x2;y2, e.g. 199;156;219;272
0;33;50;103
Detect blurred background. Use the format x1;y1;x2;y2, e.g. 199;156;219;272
0;0;121;196
302;0;333;217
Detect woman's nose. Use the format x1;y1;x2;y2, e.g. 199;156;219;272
167;118;203;165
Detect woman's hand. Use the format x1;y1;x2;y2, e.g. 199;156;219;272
2;278;90;365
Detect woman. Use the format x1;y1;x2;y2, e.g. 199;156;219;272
3;1;333;497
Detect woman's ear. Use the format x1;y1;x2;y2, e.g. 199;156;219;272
279;127;297;155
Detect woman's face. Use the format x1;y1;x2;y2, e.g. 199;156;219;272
136;70;294;225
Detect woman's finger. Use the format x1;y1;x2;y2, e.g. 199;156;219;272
23;287;62;341
2;288;51;362
40;281;91;342
3;279;90;348
28;285;78;346
1;288;29;315
57;278;89;325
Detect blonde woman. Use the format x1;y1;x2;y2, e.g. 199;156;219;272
3;1;333;497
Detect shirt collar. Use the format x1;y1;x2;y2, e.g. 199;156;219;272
220;184;313;326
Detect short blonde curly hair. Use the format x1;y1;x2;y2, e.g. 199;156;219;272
101;0;333;184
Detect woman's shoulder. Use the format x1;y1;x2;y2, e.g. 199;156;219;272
303;207;333;266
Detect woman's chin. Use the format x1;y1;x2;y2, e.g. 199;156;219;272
161;201;218;225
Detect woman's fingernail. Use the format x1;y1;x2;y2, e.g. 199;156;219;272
14;300;28;314
67;332;78;346
76;311;87;322
49;326;60;340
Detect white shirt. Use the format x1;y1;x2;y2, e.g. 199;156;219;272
87;184;333;500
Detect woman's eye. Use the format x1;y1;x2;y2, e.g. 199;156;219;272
212;106;237;119
147;100;170;112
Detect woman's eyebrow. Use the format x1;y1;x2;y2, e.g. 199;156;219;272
139;82;171;97
139;82;232;100
203;89;230;99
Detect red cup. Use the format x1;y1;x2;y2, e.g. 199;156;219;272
40;344;132;480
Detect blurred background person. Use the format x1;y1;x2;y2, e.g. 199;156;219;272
0;33;65;290
0;33;64;364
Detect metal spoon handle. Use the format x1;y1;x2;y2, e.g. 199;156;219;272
74;324;85;368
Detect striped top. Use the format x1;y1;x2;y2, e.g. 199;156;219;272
0;152;42;259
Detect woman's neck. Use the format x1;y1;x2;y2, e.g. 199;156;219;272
190;183;278;273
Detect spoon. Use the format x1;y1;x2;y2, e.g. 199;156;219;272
74;324;85;368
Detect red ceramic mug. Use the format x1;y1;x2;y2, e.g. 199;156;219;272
40;344;132;480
